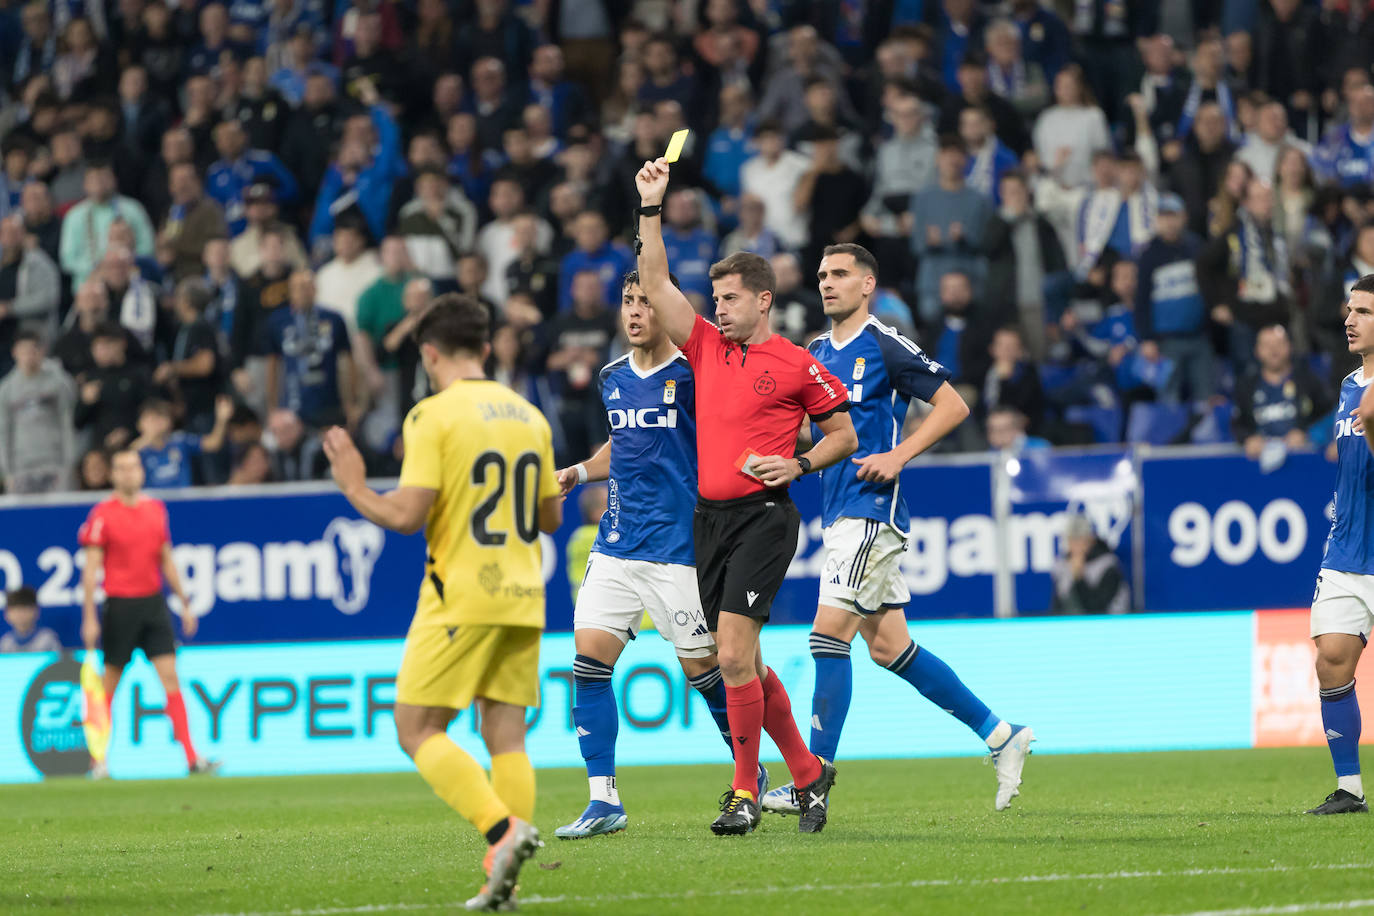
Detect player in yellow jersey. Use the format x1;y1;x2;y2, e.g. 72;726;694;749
322;293;563;912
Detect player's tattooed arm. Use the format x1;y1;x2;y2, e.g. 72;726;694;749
556;441;610;494
634;158;696;346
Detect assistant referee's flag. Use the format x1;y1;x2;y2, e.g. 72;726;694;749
81;651;110;765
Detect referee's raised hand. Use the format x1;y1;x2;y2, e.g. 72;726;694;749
635;158;671;205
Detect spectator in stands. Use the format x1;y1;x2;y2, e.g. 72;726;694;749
130;395;231;488
759;26;850;135
703;84;754;204
206;119;300;238
497;125;558;205
986;170;1067;360
1049;514;1130;614
912;136;991;324
981;325;1044;432
58;159;154;294
466;57;518;152
959;106;1017;204
1233;323;1328;459
270;26;339;108
155;279;224;434
740;120;810;251
0;586;62;653
1199;177;1292;369
985;18;1050;121
140;127;194;228
227;441;273;485
661;190;718;307
0;214;61;344
522;44;590;139
94;244;157;353
229;180;308;279
383;277;436;414
12;3;57;93
266;406;325;481
53;17;116;101
861;92;936;241
923;271;990;386
455;1;534;80
1315;85;1374;189
355;236;414;434
117;65;168;162
338;8;404;101
281;73;347;198
1135;193;1212;405
74;320;154;451
1251;0;1320;122
234;227;294;402
395;167;474;283
476;178;542;304
20;182;62;268
56;283;118;379
158;163;227;282
720;194;781;260
309;78;404;254
558;210;632;313
0;139;32;219
504;212;561;318
315;216;381;336
1237;102;1311;185
455;253;500;318
1165;101;1238;238
265;269;360;431
546;268;617;462
1032;64;1112;191
985;403;1048;451
770;252;824;344
77;447;110;490
0;329;77;494
795;126;866;269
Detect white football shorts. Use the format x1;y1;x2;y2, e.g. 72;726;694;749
1311;568;1374;640
575;553;715;658
817;516;911;616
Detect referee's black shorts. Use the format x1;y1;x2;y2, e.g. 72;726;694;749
694;490;801;629
102;594;177;668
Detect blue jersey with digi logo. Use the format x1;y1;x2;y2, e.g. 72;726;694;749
809;317;951;534
1322;369;1374;575
593;351;697;565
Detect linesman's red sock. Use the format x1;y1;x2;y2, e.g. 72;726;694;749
165;690;198;768
724;678;765;795
761;667;822;787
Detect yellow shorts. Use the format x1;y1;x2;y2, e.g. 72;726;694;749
394;624;542;710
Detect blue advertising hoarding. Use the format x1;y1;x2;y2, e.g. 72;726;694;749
1;613;1254;783
1139;451;1334;611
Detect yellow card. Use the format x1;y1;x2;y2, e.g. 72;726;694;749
664;129;689;164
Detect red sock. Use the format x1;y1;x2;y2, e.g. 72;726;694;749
724;678;765;795
761;668;821;787
165;691;198;768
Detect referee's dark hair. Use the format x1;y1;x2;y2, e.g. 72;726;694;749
821;243;879;279
1353;274;1374;295
709;252;776;298
413;292;490;357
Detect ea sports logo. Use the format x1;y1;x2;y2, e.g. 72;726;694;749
754;375;776;395
21;657;90;777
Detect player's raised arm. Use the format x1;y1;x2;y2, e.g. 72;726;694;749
634;158;696;346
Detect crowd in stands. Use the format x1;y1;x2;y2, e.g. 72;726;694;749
0;0;1371;494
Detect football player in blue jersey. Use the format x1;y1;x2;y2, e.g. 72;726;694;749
1307;274;1374;815
553;271;766;839
762;244;1034;818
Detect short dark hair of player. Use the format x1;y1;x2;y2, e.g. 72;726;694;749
821;243;879;279
1353;274;1374;295
6;585;37;609
622;269;681;290
413;292;491;357
709;252;776;298
140;398;175;420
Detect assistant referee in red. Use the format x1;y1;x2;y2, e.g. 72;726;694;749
79;448;215;778
634;158;858;835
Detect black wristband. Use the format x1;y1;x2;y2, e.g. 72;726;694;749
636;204;663;217
795;455;812;475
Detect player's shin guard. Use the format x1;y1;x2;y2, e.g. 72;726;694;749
887;641;1000;740
1321;679;1363;784
414;733;510;835
688;665;734;751
572;655;618;799
761;667;822;787
490;751;536;822
809;633;853;762
164;690;198;768
724;677;765;795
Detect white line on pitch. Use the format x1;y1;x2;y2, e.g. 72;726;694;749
1162;901;1374;916
195;862;1374;916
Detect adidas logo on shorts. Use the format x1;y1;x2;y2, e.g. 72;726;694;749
689;624;709;637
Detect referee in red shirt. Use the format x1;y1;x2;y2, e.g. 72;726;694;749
79;449;214;777
634;158;858;835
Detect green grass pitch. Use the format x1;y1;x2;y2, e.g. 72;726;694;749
2;748;1370;915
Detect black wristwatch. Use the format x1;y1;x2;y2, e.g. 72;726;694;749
636;204;663;217
795;455;812;475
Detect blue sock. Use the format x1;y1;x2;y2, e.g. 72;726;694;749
572;655;617;779
1321;679;1362;779
888;642;1000;740
688;665;733;752
809;632;853;763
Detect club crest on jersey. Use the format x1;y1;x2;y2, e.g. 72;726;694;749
852;357;866;381
663;380;676;404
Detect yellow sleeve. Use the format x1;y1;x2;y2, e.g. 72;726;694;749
538;417;560;501
399;402;443;490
